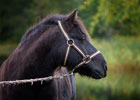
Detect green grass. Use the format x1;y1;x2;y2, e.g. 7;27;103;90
91;36;140;69
75;35;140;100
0;36;140;100
75;71;140;100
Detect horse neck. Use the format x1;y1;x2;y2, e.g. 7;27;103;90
2;33;60;80
20;40;58;78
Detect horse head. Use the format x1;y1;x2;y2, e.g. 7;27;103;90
47;10;107;79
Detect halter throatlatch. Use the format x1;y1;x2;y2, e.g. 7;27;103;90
58;21;100;72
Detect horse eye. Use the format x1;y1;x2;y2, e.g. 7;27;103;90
78;29;86;40
82;37;86;40
75;35;86;40
71;35;86;41
81;35;86;40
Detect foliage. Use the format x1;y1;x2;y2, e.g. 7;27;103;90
1;0;140;42
0;0;32;42
79;0;140;37
0;0;84;42
78;0;100;29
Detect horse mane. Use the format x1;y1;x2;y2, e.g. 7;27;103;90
53;67;74;99
20;14;65;45
76;17;91;40
20;14;90;46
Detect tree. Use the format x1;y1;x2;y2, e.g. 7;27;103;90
79;0;140;37
0;0;83;42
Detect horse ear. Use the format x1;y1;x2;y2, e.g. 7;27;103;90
67;9;78;23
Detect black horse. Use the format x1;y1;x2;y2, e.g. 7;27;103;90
0;10;107;100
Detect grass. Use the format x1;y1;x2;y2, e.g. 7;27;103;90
75;71;140;100
0;36;140;100
91;35;140;70
75;35;140;100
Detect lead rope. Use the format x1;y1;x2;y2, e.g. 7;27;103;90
0;72;74;86
0;20;100;86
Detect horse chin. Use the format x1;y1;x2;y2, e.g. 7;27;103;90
75;68;103;79
82;72;102;79
90;72;102;79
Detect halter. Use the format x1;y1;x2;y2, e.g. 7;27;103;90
0;21;101;86
58;21;100;72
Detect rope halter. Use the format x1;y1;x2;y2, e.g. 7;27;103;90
58;21;100;72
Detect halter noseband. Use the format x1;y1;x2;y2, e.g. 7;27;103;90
58;21;100;72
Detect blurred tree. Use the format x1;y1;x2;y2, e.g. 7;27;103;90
0;0;83;43
1;0;139;42
79;0;100;30
26;0;84;22
79;0;140;37
0;0;32;42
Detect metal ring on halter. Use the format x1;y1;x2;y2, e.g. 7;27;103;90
83;55;91;64
67;39;74;46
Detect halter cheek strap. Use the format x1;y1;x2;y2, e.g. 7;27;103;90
58;21;100;72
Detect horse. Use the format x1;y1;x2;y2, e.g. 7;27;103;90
0;10;107;100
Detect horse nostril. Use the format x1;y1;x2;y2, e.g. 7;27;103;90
104;72;107;77
103;64;107;72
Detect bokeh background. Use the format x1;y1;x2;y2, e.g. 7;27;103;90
0;0;140;100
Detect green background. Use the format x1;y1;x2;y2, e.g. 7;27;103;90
0;0;140;100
